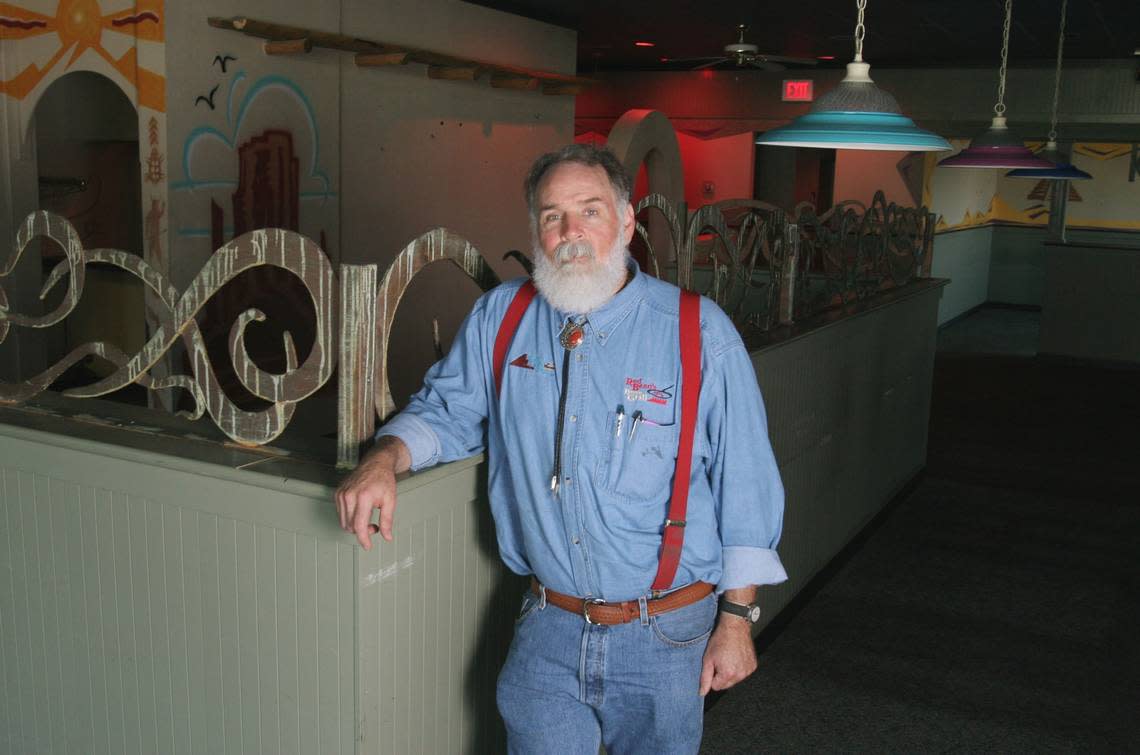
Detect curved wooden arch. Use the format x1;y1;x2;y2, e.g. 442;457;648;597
372;228;500;421
606;109;686;284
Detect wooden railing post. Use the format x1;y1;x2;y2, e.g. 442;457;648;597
778;223;800;326
337;263;378;469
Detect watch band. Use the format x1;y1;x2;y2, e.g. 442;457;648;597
718;596;761;624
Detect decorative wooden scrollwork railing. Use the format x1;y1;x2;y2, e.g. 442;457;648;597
1;196;934;468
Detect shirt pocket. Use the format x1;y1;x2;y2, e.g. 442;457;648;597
596;411;680;502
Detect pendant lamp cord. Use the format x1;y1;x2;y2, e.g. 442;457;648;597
853;0;867;62
1048;0;1068;142
994;0;1012;117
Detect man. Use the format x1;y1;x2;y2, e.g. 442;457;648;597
336;144;786;754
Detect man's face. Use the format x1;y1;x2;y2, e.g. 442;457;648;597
534;162;635;274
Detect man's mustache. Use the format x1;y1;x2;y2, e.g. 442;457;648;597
554;241;595;265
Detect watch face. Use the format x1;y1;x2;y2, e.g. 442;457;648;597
747;605;761;623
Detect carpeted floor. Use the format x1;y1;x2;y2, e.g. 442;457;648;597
700;343;1140;752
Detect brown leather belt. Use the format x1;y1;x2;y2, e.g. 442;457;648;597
530;577;713;626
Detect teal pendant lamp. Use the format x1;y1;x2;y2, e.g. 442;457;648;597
939;0;1054;170
1007;0;1092;180
756;0;950;152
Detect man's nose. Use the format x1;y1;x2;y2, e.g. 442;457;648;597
560;215;584;241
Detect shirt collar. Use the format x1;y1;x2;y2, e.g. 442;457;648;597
581;260;645;340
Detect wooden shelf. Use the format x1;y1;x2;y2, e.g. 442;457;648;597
207;16;596;96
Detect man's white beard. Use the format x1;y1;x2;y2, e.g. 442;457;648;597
531;238;631;315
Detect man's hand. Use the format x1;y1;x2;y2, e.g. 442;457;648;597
334;436;411;549
699;588;759;696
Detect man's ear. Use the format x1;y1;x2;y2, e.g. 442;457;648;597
620;202;635;245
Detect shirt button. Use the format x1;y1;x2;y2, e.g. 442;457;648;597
570;415;577;422
576;353;584;362
572;536;580;544
564;476;571;485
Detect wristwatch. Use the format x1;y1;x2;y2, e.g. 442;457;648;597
718;596;761;624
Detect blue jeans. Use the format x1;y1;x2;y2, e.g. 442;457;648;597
496;588;717;755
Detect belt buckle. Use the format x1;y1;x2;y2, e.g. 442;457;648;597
582;597;606;625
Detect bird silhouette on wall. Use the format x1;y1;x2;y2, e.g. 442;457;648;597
213;54;237;73
195;84;219;110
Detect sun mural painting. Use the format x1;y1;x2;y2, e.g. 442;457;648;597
0;0;165;111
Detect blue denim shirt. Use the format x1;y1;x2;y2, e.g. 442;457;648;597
380;267;787;601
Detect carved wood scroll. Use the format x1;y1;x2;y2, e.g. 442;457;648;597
1;213;336;446
1;197;933;467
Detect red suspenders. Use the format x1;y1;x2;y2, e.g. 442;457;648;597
492;282;701;592
493;280;538;395
651;288;700;591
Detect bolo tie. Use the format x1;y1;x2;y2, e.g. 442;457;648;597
550;318;585;494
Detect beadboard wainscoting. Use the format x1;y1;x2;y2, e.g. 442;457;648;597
0;282;943;754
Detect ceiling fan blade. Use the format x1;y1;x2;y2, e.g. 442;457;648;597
693;58;730;70
756;54;819;66
665;55;727;64
749;60;787;72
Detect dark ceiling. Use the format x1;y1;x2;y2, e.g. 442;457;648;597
466;0;1140;73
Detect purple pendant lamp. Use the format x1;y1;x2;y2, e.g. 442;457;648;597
1007;0;1092;180
939;0;1054;170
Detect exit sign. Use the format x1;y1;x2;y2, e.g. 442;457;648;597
782;79;814;102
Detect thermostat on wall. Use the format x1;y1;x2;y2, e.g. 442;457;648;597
782;79;814;102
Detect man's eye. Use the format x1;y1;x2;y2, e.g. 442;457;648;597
585;207;599;216
542;214;560;225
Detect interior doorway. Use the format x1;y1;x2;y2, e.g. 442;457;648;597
32;70;146;393
753;142;835;213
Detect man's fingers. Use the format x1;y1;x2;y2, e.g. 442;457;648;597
699;655;715;696
335;489;347;530
350;490;376;550
377;497;397;542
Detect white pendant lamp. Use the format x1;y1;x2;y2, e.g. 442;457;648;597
756;0;950;152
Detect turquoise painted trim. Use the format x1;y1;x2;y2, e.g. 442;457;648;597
170;179;239;191
176;73;332;197
756;112;951;152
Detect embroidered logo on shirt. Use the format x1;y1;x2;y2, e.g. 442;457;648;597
624;377;673;406
509;353;534;370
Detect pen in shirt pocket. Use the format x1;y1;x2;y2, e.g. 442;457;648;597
614;405;625;437
628;410;643;442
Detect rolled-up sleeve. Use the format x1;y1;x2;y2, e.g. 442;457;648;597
701;319;788;592
376;297;493;472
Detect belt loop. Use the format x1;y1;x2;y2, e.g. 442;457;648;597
538;583;547;610
638;595;649;626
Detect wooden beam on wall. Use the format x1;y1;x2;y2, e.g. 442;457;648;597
264;38;312;55
355;51;410;67
208;15;596;96
427;65;483;81
490;73;539;91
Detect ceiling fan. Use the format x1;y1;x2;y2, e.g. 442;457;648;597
674;25;818;71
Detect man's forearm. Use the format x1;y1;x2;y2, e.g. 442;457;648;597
717;585;759;631
367;434;412;475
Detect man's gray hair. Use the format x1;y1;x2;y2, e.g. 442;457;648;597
523;144;633;224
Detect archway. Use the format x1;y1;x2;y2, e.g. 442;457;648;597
606;110;684;274
32;70;145;390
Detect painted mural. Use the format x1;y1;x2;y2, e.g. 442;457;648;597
1065;143;1140;232
926;139;1140;234
168;51;338;407
2;0;168;341
0;0;164;108
171;67;335;245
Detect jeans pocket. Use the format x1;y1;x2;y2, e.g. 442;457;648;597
515;591;541;625
650;593;716;648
